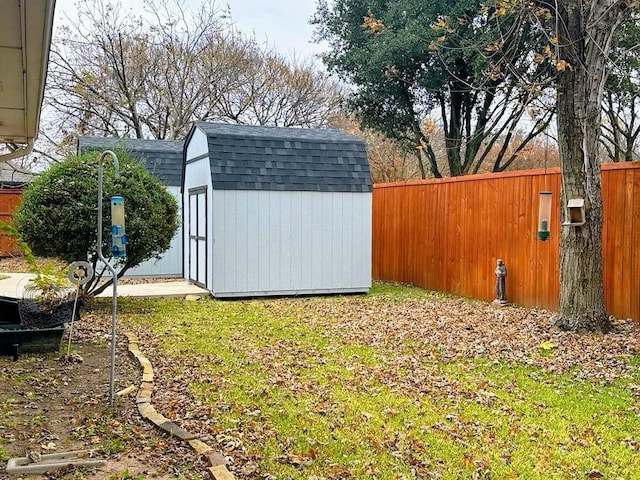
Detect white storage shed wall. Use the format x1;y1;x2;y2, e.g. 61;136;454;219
211;190;371;296
126;185;182;277
182;122;372;298
78;137;184;277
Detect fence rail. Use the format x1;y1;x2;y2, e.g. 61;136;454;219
372;162;640;321
0;189;23;256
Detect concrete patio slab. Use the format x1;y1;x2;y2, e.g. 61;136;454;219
0;273;34;298
95;281;209;299
0;273;209;299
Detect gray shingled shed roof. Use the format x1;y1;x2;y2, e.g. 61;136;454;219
0;161;37;187
77;136;184;187
189;122;371;193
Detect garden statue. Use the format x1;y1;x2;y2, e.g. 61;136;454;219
494;259;507;305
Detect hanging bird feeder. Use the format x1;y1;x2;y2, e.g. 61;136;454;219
537;191;552;241
110;196;127;258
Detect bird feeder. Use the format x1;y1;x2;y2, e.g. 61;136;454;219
562;198;585;226
110;196;127;258
537;191;552;241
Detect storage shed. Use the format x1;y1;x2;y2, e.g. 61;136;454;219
77;136;184;277
183;122;372;297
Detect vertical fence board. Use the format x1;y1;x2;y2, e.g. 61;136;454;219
631;168;640;320
601;169;615;314
0;189;22;257
372;162;640;322
613;169;626;316
0;189;23;256
622;168;635;318
549;172;562;309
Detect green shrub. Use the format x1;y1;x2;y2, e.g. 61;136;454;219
14;152;178;295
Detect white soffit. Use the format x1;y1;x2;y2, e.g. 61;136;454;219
0;0;55;148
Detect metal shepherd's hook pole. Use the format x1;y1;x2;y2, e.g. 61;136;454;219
97;150;120;406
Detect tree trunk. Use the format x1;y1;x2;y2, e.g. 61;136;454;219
554;0;633;332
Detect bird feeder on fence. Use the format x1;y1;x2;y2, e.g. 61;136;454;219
562;198;586;227
537;191;552;241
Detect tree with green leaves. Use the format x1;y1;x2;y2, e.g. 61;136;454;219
14;152;179;296
312;0;554;178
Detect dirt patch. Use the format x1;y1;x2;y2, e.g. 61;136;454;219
0;320;207;479
0;257;66;275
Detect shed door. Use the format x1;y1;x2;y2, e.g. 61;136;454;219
188;187;207;288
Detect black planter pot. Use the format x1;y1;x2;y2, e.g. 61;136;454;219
0;324;66;359
0;296;20;325
0;296;71;359
18;298;79;329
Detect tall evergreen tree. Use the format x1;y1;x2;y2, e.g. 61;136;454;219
313;0;554;177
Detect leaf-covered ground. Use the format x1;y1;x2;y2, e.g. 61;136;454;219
0;320;207;480
109;283;640;480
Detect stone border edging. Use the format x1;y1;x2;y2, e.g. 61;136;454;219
124;332;236;480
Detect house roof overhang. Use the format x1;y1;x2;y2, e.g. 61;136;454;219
0;0;56;161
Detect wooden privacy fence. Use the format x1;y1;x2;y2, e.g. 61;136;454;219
0;189;23;256
372;162;640;322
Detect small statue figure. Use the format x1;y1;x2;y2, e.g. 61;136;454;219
494;258;507;305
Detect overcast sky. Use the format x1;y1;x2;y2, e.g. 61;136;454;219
54;0;326;61
224;0;324;59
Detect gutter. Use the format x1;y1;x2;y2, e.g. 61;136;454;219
33;0;57;141
0;139;34;163
21;0;29;148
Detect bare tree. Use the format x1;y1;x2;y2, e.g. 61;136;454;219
48;0;230;141
212;45;342;127
601;14;640;162
44;0;342;154
330;116;423;183
551;0;635;331
479;0;634;331
602;91;640;162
